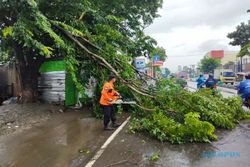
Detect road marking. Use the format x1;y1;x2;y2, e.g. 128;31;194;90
85;116;131;167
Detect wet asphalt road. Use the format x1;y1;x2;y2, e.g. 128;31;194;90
187;81;237;98
0;110;115;167
93;122;250;167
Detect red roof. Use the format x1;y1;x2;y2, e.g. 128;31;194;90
210;50;224;59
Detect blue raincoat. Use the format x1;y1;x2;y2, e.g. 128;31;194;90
238;79;250;101
196;76;206;89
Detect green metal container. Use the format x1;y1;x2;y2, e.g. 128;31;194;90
39;60;77;106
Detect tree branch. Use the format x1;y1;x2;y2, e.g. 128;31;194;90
53;24;154;98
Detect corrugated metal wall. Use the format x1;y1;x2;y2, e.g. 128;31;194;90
38;71;65;102
0;63;20;97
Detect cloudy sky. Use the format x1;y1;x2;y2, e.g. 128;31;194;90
145;0;250;72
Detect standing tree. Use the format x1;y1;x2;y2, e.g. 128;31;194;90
150;47;167;61
227;20;250;57
199;57;221;74
182;66;189;72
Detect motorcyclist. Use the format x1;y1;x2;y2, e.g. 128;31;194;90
205;74;217;89
196;74;206;89
237;73;250;103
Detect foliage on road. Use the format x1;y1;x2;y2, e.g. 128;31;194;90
149;152;160;161
129;79;250;144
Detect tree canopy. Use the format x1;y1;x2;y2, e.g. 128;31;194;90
0;0;163;102
227;20;250;57
150;46;167;61
199;57;221;74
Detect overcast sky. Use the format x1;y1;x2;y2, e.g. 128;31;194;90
145;0;250;72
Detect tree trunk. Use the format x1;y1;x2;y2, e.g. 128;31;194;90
14;43;44;103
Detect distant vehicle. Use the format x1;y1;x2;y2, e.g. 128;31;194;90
214;69;235;85
176;71;189;80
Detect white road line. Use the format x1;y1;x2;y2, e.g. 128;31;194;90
85;116;131;167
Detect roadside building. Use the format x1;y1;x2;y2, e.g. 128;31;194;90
205;50;238;65
204;50;239;72
235;55;250;73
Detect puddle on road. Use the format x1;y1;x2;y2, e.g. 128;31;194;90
0;111;111;167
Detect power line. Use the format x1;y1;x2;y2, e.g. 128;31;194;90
168;55;203;58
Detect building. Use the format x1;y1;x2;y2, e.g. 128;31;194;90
205;50;240;72
205;50;238;66
204;50;250;73
235;55;250;73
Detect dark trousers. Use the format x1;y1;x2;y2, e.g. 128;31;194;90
102;105;116;127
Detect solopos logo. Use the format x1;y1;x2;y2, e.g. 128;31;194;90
201;151;240;158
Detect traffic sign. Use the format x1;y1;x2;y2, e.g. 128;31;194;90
153;55;160;62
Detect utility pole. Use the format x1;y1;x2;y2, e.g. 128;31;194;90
240;57;243;72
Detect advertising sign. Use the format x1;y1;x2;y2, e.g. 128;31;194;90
152;54;163;66
153;55;160;62
135;58;145;69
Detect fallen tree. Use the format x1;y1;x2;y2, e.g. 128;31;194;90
54;24;250;143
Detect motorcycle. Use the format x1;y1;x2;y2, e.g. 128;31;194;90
237;90;250;108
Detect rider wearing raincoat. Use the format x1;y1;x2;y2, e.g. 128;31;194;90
196;74;206;89
237;74;250;102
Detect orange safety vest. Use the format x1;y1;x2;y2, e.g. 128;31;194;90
99;82;119;106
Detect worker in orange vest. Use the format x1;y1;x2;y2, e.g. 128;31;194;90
100;75;121;130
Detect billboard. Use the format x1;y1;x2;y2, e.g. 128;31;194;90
153;61;164;66
153;54;163;66
210;50;224;59
134;58;146;69
153;55;160;62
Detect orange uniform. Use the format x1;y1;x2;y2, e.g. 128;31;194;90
99;82;119;106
